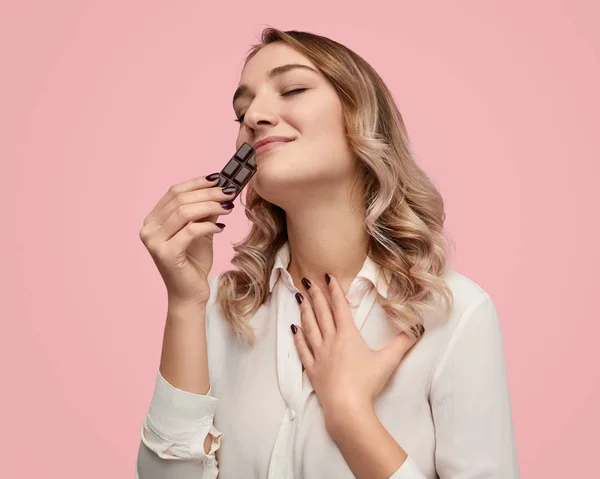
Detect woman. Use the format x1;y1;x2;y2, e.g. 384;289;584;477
136;28;519;478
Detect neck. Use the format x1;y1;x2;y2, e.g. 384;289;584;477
284;193;369;304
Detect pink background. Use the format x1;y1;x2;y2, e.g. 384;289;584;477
2;1;598;477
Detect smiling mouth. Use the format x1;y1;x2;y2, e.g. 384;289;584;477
255;140;294;156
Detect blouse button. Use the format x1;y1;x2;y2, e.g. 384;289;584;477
202;415;211;426
288;408;296;421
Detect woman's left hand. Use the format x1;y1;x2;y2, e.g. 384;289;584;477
292;273;423;432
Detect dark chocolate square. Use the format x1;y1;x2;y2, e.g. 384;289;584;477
232;165;253;185
222;157;241;178
215;142;256;202
217;176;228;187
235;143;253;161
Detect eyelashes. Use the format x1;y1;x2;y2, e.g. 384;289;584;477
282;87;308;97
234;88;308;123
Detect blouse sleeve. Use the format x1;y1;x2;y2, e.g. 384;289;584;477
387;455;427;478
429;292;520;478
136;273;224;478
135;370;223;479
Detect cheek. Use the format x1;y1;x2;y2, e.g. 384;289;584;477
310;101;348;153
288;92;344;134
310;102;343;133
292;100;350;167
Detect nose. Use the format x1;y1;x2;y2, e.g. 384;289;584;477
242;97;279;130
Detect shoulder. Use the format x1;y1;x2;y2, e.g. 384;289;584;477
425;268;504;379
429;268;495;331
424;269;501;359
443;268;491;309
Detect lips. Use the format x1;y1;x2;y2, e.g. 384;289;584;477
254;139;294;156
253;136;294;151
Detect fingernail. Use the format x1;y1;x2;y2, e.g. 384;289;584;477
324;273;331;285
411;324;425;338
291;324;298;334
220;201;235;209
222;186;237;195
301;277;311;289
206;172;220;181
295;292;303;304
216;223;226;229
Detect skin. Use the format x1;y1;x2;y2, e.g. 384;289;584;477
234;42;367;305
232;42;420;478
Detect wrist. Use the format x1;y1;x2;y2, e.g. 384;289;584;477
324;399;376;436
167;298;208;320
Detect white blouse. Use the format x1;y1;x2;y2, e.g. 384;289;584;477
136;241;520;478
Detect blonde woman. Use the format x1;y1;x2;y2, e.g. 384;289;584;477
136;28;519;479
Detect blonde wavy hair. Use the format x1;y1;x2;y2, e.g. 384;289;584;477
216;28;454;346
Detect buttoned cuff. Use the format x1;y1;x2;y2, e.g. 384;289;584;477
388;455;427;479
145;370;221;445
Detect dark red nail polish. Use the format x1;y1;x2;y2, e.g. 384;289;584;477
301;277;311;289
295;292;303;304
206;172;220;181
222;186;237;195
411;324;425;338
291;324;298;334
325;273;331;285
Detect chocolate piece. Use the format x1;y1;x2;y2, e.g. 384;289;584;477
215;142;256;202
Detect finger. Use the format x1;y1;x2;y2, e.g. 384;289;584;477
296;292;323;352
302;279;336;345
300;278;336;342
325;273;357;333
154;201;234;243
168;220;226;253
145;175;221;226
159;185;237;227
292;324;314;371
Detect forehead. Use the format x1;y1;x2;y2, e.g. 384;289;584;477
239;42;318;83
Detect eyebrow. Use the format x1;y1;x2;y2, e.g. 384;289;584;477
232;63;319;106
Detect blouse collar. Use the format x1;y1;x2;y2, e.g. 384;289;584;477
268;241;390;299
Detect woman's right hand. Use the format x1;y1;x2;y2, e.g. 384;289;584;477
139;173;237;307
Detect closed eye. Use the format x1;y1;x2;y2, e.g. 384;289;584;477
234;88;308;123
282;88;307;97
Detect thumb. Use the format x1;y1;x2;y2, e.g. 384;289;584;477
376;325;424;376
